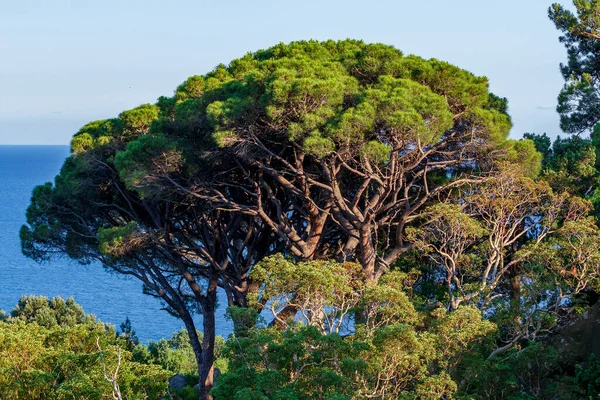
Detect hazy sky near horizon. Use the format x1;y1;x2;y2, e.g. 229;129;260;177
0;0;574;145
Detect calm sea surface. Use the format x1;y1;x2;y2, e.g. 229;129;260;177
0;145;232;342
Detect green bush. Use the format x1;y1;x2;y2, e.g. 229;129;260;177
0;296;170;399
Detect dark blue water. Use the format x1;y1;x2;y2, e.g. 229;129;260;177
0;145;232;342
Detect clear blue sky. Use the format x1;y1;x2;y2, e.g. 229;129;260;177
0;0;572;145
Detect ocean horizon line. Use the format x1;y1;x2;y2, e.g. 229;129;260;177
0;144;69;146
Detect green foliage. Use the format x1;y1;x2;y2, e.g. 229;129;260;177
97;222;141;257
250;255;362;309
459;342;570;399
71;132;94;153
8;295;100;328
251;255;422;333
523;132;552;167
133;328;226;376
215;258;495;399
576;354;600;398
553;135;597;179
303;131;335;158
69;118;123;153
118;317;140;350
523;132;600;217
0;322;169;400
550;1;600;133
405;203;487;249
114;134;180;196
119;104;160;135
212;129;237;148
0;297;169;400
216;304;494;399
361;140;391;165
457;342;600;399
213;324;361;400
502;139;543;178
105;40;514;215
486;92;509;115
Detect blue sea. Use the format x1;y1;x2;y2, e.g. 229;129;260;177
0;145;232;342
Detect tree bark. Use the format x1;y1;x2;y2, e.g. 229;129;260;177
510;264;521;311
268;303;299;328
197;277;218;400
179;309;206;399
359;226;377;281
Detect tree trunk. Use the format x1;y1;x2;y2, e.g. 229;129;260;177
198;278;218;400
359;226;377;281
510;264;521;310
179;310;206;399
339;236;359;262
197;278;218;400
